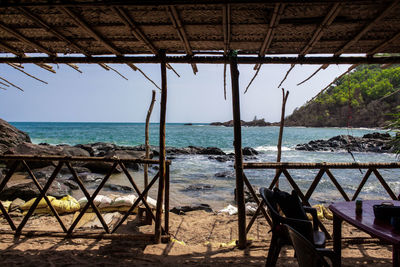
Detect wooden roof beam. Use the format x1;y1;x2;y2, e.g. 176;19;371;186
335;0;399;56
0;21;55;56
297;0;399;86
59;6;161;88
222;4;231;56
367;30;400;55
278;2;341;88
166;5;198;74
113;6;179;77
254;3;285;70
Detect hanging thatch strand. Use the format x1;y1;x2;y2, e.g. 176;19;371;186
307;64;358;104
297;64;328;86
105;65;128;80
244;64;261;94
0;80;10;87
0;76;24;91
7;63;48;84
0;86;7;90
136;67;161;90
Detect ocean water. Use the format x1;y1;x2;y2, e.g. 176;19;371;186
11;122;400;209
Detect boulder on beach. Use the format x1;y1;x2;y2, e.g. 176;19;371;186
0;119;31;154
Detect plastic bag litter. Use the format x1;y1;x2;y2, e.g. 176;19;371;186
21;196;56;211
306;204;333;221
0;201;11;214
51;195;80;214
78;195;113;208
113;194;137;207
170;237;185;246
218;204;238;215
245;202;258;215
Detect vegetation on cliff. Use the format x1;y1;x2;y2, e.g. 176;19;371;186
285;65;400;128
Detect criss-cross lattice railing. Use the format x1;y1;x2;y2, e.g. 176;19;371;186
0;155;170;241
242;162;400;239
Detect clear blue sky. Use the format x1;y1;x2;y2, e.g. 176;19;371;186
0;60;351;123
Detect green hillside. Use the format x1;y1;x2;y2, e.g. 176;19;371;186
285;65;400;128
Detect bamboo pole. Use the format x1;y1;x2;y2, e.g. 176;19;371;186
229;50;246;249
276;88;289;187
144;90;156;197
155;50;167;243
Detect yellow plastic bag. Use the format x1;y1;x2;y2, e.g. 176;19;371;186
21;196;56;211
0;201;12;214
171;238;185;246
51;195;80;214
322;205;333;220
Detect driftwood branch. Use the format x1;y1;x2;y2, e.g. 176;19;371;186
276;88;289;187
144;90;157;196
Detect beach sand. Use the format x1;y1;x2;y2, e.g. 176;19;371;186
0;210;394;266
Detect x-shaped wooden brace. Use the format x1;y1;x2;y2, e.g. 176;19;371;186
16;161;65;233
0;160;20;231
111;162;165;234
21;160;67;232
351;168;398;201
67;161;117;234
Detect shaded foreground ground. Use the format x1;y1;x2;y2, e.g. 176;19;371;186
0;211;394;266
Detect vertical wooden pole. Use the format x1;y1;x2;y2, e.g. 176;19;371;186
155;50;167;243
144;90;156;199
165;163;170;233
230;51;246;249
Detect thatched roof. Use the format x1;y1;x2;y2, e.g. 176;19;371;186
0;0;399;58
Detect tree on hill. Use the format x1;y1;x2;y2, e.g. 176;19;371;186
285;65;400;128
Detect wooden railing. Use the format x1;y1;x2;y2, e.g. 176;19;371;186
0;155;170;241
242;162;400;239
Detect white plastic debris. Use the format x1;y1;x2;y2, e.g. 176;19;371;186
218;204;238;215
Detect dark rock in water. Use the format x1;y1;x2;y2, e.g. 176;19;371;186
197;147;225;155
4;142;89;169
214;171;234;178
104;184;133;193
82;162;122;174
104;150;147;170
33;166;91;180
0;179;70;201
242;147;258;156
0;119;31;155
170;203;213;215
208;155;233;162
295;132;394;153
184;184;215;191
234;185;260;203
363;132;391;139
63;180;79;190
68;172;102;183
210;118;273;127
75;142;117;157
184;123;193;126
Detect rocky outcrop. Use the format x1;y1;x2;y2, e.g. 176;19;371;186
210;118;275;127
0;119;31;154
295;132;393;153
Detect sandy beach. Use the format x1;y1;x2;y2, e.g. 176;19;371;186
0;210;394;266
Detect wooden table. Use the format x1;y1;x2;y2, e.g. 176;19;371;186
329;200;400;267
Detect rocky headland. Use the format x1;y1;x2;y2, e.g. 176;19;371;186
295;132;394;153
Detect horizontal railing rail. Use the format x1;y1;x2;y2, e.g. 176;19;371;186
242;161;400;239
0;155;170;241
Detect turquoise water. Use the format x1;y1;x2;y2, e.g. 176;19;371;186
10;122;399;208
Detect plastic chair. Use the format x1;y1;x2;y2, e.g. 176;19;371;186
286;224;336;267
259;187;326;266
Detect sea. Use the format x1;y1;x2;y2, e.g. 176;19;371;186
10;122;400;209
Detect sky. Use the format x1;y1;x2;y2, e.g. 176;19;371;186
0;59;352;123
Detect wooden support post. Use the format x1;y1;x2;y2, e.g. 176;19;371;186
155;50;167;243
229;51;246;249
276;88;289;187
